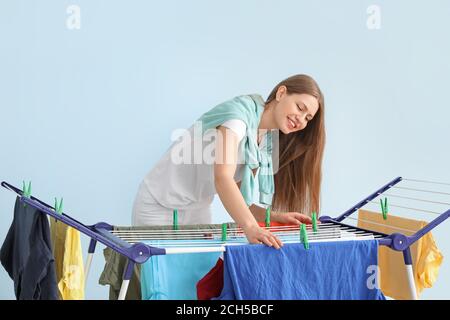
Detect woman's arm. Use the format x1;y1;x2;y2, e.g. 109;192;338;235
214;126;282;249
235;180;266;222
250;204;314;225
237;181;314;225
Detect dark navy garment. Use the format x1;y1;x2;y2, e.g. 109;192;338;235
0;197;58;300
217;240;386;300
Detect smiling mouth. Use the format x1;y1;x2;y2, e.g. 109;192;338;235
287;117;297;130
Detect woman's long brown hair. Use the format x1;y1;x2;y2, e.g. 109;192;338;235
266;74;325;216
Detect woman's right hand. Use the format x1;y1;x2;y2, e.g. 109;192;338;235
242;224;283;249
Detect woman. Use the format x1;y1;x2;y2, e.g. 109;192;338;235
132;74;325;250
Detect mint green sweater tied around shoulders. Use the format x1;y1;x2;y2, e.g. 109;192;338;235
197;94;275;207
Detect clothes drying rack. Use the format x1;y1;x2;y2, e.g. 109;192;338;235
1;176;449;300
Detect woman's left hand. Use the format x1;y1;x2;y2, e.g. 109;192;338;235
271;212;319;225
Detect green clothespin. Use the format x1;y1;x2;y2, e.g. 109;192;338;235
173;209;179;230
54;197;63;215
380;197;388;220
384;198;389;220
265;206;271;228
22;181;32;198
312;211;318;233
221;223;227;242
22;181;32;208
300;223;309;250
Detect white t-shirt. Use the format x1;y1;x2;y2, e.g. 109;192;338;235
139;119;267;210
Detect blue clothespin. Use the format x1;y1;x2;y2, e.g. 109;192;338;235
54;197;63;215
380;197;388;220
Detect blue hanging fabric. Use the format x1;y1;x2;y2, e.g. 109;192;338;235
216;240;386;300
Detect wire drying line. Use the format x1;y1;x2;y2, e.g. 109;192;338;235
403;178;450;187
382;193;450;206
367;200;442;215
345;216;419;234
391;186;450;196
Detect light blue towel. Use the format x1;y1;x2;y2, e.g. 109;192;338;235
141;240;221;300
197;94;274;206
217;240;386;300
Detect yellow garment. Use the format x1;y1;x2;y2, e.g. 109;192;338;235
358;209;443;300
50;217;85;300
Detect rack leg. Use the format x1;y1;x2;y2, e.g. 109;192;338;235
84;239;97;284
403;247;417;300
118;280;130;300
118;259;135;300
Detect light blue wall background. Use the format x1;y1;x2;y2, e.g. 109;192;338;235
1;0;449;299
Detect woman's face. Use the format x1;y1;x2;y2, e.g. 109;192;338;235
274;86;320;134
